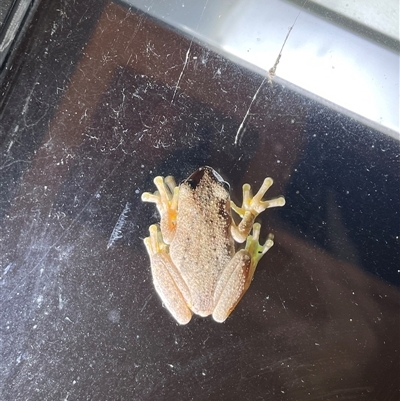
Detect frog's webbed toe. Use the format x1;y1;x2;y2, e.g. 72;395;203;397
230;178;285;242
142;176;178;210
142;175;179;243
244;223;274;265
231;178;286;216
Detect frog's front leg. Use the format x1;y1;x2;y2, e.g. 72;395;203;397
143;224;193;325
231;177;285;243
141;175;179;244
212;223;274;323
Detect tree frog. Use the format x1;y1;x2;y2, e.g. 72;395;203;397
141;166;285;324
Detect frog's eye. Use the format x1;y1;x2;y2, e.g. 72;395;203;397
184;167;207;189
210;168;230;192
184;166;230;192
186;178;198;189
221;180;230;192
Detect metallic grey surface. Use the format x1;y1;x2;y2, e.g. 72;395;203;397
1;0;15;28
125;0;399;138
0;0;33;69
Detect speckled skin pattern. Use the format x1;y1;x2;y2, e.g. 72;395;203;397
142;166;285;324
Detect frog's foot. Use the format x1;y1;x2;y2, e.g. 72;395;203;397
141;175;178;214
232;178;285;216
231;178;285;242
143;224;168;256
142;175;179;242
245;223;274;267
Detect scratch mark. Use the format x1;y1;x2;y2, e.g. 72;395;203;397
171;45;192;103
3;263;13;276
1;158;29;170
234;0;308;146
124;9;144;54
7;162;123;300
0;263;13;284
107;202;130;249
22;84;36;115
58;289;64;310
170;0;209;104
268;1;306;81
140;293;152;312
268;4;308;79
276;289;289;316
234;77;267;145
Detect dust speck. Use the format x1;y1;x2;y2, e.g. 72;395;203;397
108;309;121;323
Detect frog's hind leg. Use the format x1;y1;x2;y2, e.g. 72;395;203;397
144;224;193;325
151;255;193;325
212;250;251;323
212;223;274;323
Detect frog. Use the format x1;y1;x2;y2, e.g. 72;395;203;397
141;166;285;324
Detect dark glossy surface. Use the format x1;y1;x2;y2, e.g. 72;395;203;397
1;1;399;400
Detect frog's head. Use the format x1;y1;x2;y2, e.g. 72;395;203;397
184;166;230;192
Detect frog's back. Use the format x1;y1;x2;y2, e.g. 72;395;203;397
169;168;235;315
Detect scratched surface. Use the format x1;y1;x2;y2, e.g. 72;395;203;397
0;1;399;400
